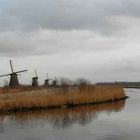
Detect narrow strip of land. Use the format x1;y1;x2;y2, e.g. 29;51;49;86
0;85;127;113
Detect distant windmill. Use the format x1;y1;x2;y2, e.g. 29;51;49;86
44;73;51;87
32;69;39;87
0;60;27;88
52;77;57;87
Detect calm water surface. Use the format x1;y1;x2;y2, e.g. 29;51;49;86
0;88;139;140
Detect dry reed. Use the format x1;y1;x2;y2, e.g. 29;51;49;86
0;85;126;112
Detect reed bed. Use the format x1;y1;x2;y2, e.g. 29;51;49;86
0;85;127;112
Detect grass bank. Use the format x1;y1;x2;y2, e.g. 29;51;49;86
0;85;127;112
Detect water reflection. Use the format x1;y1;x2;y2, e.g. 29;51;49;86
0;100;125;129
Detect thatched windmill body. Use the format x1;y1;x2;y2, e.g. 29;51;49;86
32;69;39;87
52;77;57;87
44;73;51;87
0;60;27;87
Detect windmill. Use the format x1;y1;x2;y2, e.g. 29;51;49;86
0;60;27;88
32;69;39;87
52;77;57;87
44;73;51;87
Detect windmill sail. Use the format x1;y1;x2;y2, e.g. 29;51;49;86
47;73;50;79
35;69;38;77
9;60;14;73
0;73;11;77
47;73;51;80
15;70;27;74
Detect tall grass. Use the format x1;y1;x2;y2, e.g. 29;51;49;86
0;85;126;112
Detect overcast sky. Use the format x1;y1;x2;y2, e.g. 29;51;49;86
0;0;140;86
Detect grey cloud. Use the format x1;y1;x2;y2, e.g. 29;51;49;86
0;30;125;57
0;0;139;57
0;0;140;34
0;0;140;83
0;31;35;56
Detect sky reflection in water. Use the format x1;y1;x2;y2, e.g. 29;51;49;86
0;100;125;130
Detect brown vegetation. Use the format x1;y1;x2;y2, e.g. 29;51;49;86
0;85;127;112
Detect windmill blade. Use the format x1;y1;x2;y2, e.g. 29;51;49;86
47;73;49;79
0;73;11;77
35;69;38;77
15;70;28;74
47;73;51;80
9;60;14;73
